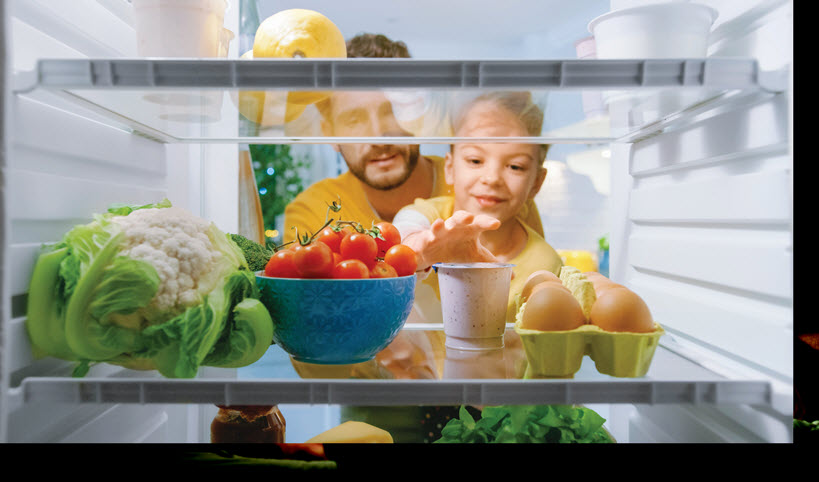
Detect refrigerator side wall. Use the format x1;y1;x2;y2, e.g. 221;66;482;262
0;0;197;442
609;0;793;442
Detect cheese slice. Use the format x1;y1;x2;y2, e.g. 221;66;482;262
305;421;394;443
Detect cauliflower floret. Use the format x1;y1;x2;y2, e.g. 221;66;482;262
111;207;229;317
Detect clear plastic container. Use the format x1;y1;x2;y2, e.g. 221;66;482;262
132;0;228;57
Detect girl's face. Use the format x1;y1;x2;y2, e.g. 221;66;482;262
445;101;546;224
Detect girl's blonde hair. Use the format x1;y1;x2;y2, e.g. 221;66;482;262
451;91;550;163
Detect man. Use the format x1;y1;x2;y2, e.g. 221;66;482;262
282;33;544;244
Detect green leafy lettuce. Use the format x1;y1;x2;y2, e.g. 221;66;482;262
434;405;614;444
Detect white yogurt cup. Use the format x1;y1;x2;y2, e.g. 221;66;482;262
132;0;228;57
588;3;719;59
434;262;514;351
589;3;718;123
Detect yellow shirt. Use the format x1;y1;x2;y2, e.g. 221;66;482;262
401;196;563;324
282;156;544;243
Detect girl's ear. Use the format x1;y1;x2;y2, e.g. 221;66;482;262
444;151;455;185
529;167;548;199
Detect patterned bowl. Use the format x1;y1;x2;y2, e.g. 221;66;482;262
255;273;416;364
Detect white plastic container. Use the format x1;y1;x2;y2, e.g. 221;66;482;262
589;3;719;59
132;0;228;57
134;1;232;119
434;262;514;351
574;36;607;120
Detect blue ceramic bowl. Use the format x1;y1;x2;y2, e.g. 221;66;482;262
255;273;416;365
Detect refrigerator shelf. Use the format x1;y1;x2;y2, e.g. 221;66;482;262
9;332;779;411
12;57;784;144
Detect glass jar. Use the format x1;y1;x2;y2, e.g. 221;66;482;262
210;405;286;443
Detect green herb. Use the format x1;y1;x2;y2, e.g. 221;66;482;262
435;405;614;444
794;419;819;431
598;234;609;252
230;234;273;272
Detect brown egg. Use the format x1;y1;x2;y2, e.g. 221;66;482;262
594;282;626;299
584;272;624;298
520;270;563;302
519;284;586;332
589;288;654;333
529;280;570;298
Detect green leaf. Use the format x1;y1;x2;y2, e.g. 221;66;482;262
139;303;213;378
62;220;146;360
26;246;76;360
204;272;274;368
598;234;609;251
432;405;612;444
106;198;172;216
88;256;160;324
72;360;91;378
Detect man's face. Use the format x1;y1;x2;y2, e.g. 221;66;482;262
321;91;420;191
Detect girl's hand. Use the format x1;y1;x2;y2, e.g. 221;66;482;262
404;210;501;271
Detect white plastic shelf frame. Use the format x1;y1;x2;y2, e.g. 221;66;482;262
7;328;786;413
12;57;787;144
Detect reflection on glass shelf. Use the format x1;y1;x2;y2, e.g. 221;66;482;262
20;58;771;144
238;328;732;383
56;87;743;144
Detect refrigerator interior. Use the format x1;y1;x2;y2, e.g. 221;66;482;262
0;0;793;443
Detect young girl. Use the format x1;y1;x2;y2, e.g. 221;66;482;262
393;91;563;324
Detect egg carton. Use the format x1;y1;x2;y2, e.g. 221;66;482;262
514;322;665;378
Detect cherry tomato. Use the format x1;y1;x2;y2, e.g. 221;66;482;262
264;249;300;278
369;260;398;278
315;226;345;253
339;232;378;268
384;244;418;277
332;259;371;279
374;221;402;257
293;241;334;278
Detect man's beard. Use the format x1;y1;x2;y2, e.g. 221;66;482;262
343;145;421;191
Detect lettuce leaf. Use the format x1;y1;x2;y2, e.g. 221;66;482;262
434;405;614;444
203;298;274;369
105;198;173;216
61;220;148;361
26;246;75;360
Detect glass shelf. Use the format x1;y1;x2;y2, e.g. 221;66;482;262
13;57;784;144
10;326;779;410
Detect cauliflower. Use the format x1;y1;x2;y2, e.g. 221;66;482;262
26;200;274;378
113;207;231;318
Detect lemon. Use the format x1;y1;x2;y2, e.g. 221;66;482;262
253;9;346;107
234;49;308;127
253;8;346;60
